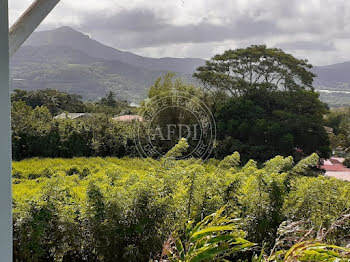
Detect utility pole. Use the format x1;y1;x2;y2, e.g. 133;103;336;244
0;0;60;260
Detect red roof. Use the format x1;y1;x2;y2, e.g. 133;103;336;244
321;164;349;172
321;157;350;172
321;157;350;181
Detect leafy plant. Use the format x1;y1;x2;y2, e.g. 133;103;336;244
162;207;254;262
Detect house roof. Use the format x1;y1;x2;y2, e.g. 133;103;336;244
54;113;92;119
321;164;349;172
321;157;350;181
324;126;334;134
112;115;143;122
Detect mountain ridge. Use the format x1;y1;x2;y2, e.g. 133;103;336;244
10;26;206;102
24;26;205;74
10;26;350;106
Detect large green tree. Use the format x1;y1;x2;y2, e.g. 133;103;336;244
193;45;330;162
194;45;315;96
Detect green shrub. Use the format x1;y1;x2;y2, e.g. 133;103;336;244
12;153;350;261
344;157;350;168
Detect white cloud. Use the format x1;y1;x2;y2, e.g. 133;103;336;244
9;0;350;65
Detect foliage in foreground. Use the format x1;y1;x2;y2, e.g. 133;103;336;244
162;208;350;262
12;151;350;261
163;207;254;262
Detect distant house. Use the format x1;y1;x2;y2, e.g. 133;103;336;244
54;112;93;120
324;126;334;135
112;115;143;122
320;157;350;181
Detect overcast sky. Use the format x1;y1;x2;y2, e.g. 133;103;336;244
9;0;350;65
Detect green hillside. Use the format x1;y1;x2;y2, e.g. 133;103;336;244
10;46;171;102
10;27;204;103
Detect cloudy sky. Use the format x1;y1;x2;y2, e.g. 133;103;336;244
8;0;350;65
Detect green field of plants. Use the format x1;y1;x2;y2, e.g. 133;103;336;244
12;147;350;261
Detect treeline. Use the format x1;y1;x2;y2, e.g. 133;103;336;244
11;89;130;116
12;45;332;162
11;90;138;160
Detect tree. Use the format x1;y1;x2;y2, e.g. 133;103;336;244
139;73;208;157
11;89;86;115
99;91;118;107
193;46;330;162
11;101;58;160
324;107;350;154
11;100;133;160
213;87;330;162
193;45;315;96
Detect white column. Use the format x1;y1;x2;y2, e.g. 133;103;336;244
0;0;12;261
9;0;60;57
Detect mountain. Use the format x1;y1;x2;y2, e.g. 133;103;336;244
10;26;205;102
312;63;350;107
10;46;164;102
313;62;350;90
10;26;350;106
24;26;204;74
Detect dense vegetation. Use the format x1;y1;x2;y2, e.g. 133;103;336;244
325;107;350;156
12;47;332;162
12;145;350;261
165;207;350;261
193;45;331;162
11;100;138;160
12;46;350;261
11;89;130;116
11;89;138;160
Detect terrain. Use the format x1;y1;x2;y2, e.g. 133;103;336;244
10;26;350;106
10;27;204;102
